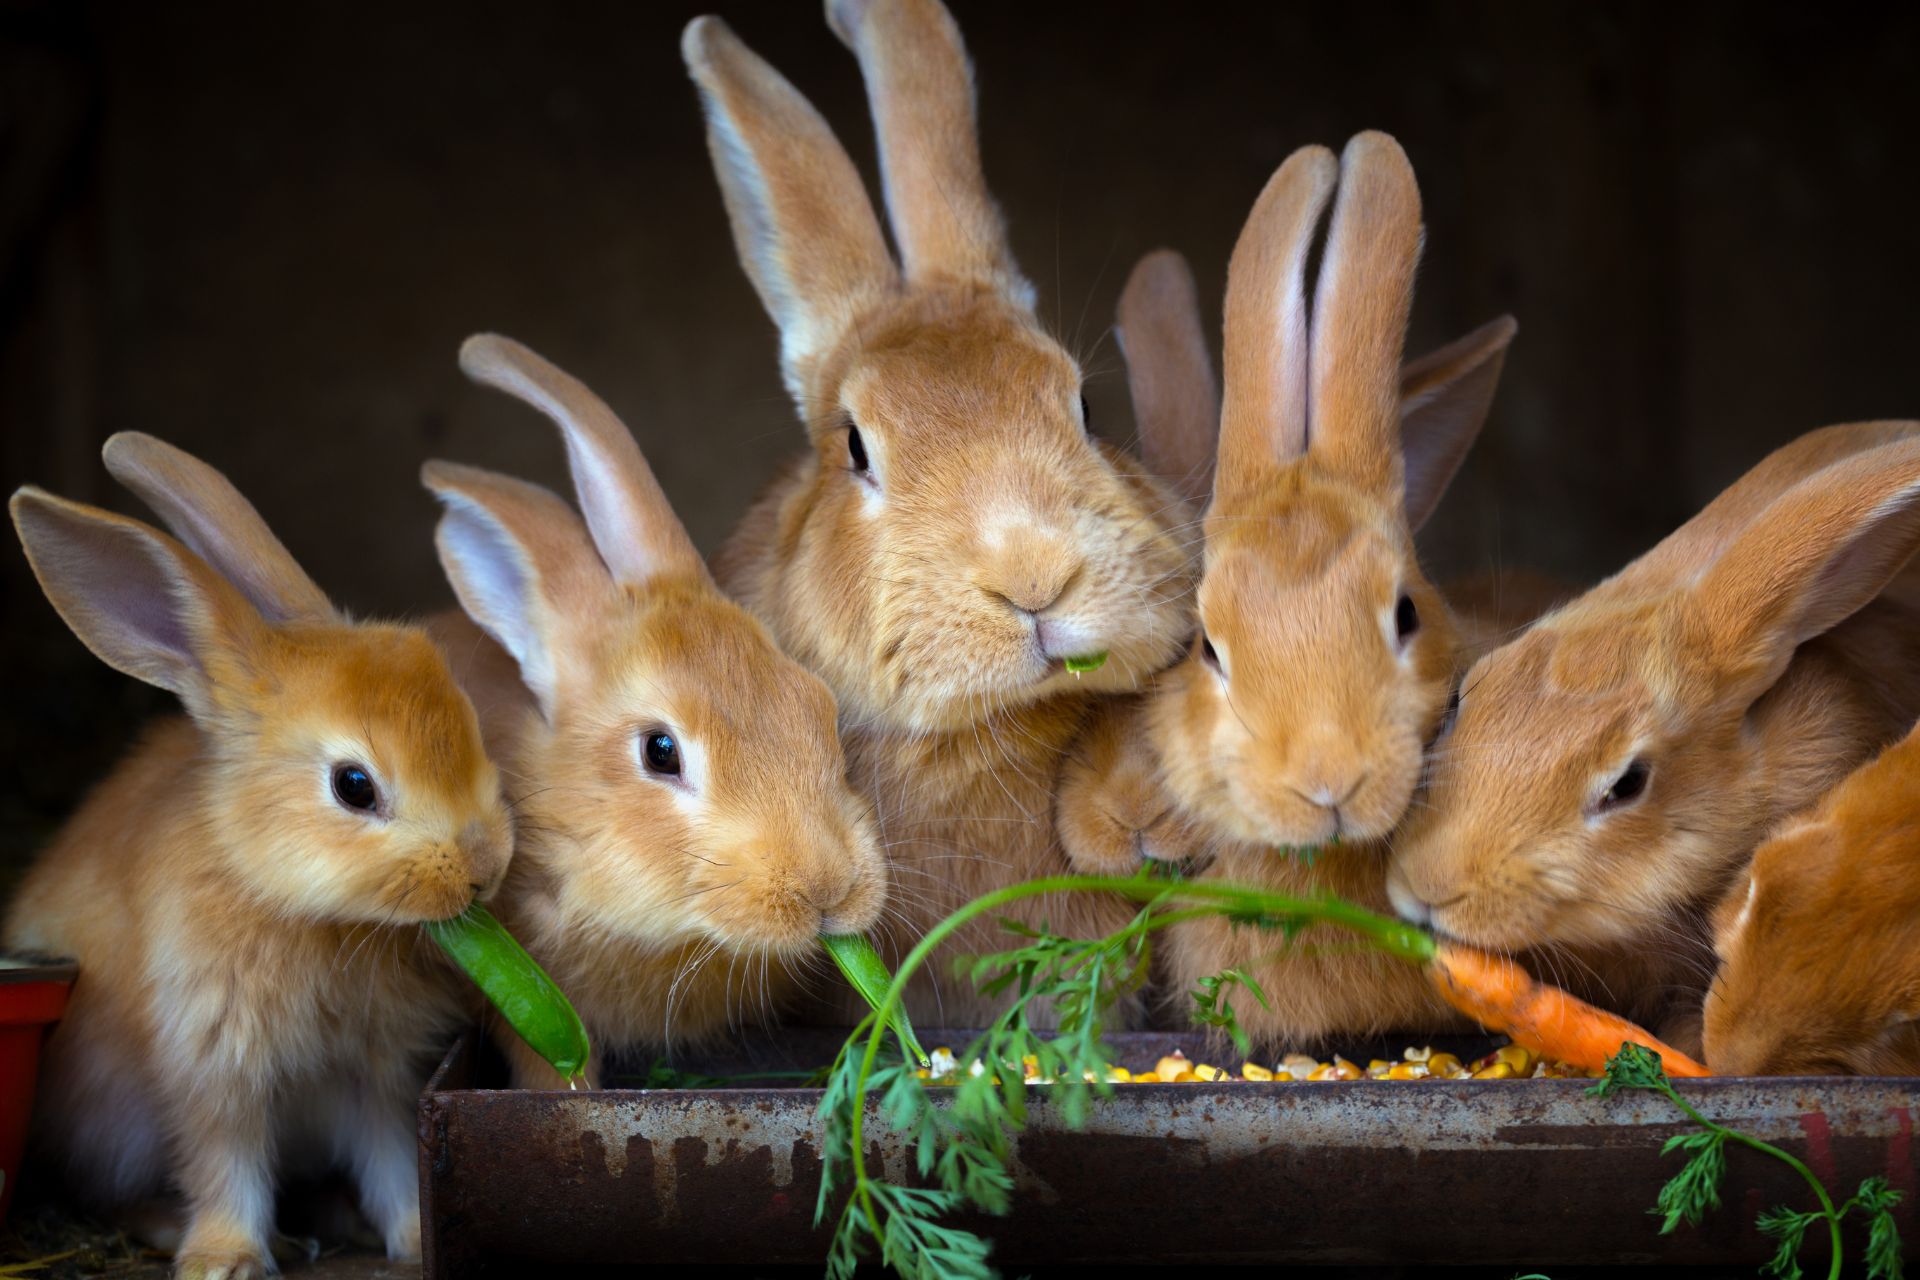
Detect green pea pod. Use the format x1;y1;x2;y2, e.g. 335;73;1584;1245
427;905;591;1084
820;933;926;1065
1063;651;1108;675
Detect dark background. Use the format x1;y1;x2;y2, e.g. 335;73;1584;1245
3;1;1916;883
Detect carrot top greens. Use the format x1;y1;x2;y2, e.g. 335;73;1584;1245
813;871;1904;1280
1594;1043;1904;1280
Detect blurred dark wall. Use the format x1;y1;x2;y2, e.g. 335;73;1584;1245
3;1;1916;880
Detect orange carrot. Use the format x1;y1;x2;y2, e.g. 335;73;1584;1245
1428;942;1710;1078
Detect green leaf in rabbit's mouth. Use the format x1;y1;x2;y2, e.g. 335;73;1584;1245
1063;651;1108;675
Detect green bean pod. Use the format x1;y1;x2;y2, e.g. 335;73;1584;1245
427;905;591;1083
1063;651;1109;674
820;933;927;1065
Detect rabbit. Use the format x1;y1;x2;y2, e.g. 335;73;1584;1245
1385;424;1920;1038
421;334;888;1085
5;433;511;1279
1052;134;1523;1048
1702;714;1920;1075
682;0;1198;1022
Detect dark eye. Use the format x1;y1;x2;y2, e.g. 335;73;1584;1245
1200;633;1221;671
847;424;869;473
1598;759;1651;811
331;763;379;813
1394;593;1420;642
1079;394;1092;434
643;731;682;777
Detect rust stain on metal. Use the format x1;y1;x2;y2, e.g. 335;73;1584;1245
417;1032;1920;1276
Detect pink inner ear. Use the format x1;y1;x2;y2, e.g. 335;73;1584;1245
56;518;197;669
1786;480;1920;646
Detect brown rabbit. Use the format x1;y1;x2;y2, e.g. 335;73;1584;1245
423;335;888;1084
6;435;510;1279
1053;135;1521;1047
683;0;1196;1021
1387;426;1920;1035
1703;714;1920;1075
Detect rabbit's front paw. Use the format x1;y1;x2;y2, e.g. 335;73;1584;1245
175;1249;270;1280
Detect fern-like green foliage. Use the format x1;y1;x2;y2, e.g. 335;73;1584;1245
1188;967;1270;1056
1593;1043;1905;1280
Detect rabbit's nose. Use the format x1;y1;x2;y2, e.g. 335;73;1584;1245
979;527;1082;616
810;866;883;935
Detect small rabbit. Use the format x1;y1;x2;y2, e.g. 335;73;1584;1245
6;434;510;1279
1703;715;1920;1075
683;0;1196;1020
1386;425;1920;1035
1055;134;1520;1047
423;335;887;1085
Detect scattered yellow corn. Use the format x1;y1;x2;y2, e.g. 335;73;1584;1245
910;1040;1599;1087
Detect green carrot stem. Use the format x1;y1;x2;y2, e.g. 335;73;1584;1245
840;874;1437;1241
1656;1085;1844;1280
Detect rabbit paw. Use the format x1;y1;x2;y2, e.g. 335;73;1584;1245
174;1250;270;1280
1057;774;1209;874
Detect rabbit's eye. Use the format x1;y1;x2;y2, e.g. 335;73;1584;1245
1597;759;1651;812
643;732;682;777
847;425;870;473
1200;632;1222;674
1079;394;1092;434
1394;594;1420;642
331;763;379;813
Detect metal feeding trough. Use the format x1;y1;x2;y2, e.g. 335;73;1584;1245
416;1029;1917;1275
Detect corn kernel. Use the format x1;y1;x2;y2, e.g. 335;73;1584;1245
929;1048;958;1079
1426;1053;1463;1077
1306;1064;1340;1081
1107;1067;1132;1083
1171;1070;1200;1082
1494;1044;1534;1074
1240;1062;1273;1081
1403;1046;1433;1063
1193;1063;1226;1081
914;1068;931;1080
1154;1052;1190;1080
1365;1062;1391;1079
1281;1053;1318;1075
1021;1054;1041;1077
1471;1062;1515;1080
1131;1071;1160;1083
1367;1058;1391;1073
1387;1063;1425;1080
1331;1056;1363;1080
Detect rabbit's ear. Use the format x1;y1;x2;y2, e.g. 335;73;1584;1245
1397;315;1517;531
1686;438;1920;701
683;15;899;401
1216;145;1338;506
826;0;1028;301
1117;250;1219;508
422;461;612;721
10;487;263;720
1307;132;1423;492
459;335;710;591
101;431;335;625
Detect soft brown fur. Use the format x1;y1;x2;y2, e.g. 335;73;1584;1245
1056;135;1522;1049
684;1;1196;1021
1388;427;1920;1035
1703;715;1920;1075
6;436;509;1280
426;336;886;1082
